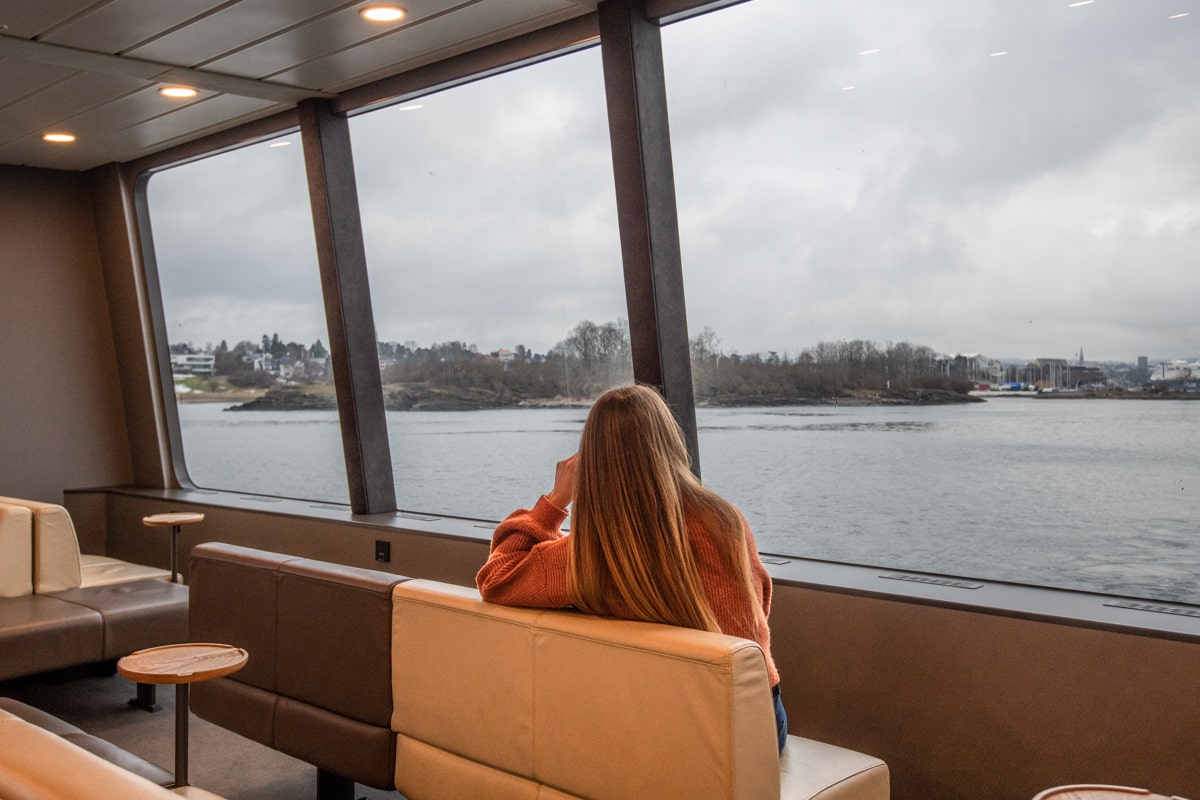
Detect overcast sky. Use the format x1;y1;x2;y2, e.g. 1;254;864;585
149;0;1199;364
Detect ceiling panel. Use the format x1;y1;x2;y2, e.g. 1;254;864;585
201;3;425;80
0;71;148;144
15;93;283;170
42;0;230;56
274;0;591;93
121;93;282;151
0;57;77;107
54;85;219;138
125;0;359;68
0;0;103;39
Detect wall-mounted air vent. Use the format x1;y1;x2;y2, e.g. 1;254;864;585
880;573;983;590
1105;601;1200;619
394;511;440;521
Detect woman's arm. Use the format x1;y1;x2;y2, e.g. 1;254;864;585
476;496;573;607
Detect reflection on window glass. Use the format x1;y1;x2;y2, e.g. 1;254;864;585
350;47;629;519
664;0;1200;604
146;133;349;503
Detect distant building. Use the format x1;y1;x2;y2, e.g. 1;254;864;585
170;352;216;376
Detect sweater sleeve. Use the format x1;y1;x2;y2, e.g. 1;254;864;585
475;495;573;608
741;516;773;618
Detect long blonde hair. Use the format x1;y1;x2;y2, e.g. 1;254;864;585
567;385;758;633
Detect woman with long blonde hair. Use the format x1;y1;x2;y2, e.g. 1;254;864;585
477;384;786;751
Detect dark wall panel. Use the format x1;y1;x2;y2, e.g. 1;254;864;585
0;165;132;528
770;585;1200;800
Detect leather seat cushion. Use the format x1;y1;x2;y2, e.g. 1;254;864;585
0;595;100;681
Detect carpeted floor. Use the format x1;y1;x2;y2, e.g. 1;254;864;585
0;666;401;799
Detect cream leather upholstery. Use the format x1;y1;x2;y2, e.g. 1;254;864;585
0;708;226;800
0;503;33;597
80;554;172;587
0;496;169;590
0;496;83;592
391;579;889;800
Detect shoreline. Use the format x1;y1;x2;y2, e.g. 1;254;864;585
179;385;1198;411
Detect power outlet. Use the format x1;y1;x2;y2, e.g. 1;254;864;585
375;540;390;563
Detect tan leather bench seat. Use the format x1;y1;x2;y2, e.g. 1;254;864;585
391;579;890;800
0;704;224;799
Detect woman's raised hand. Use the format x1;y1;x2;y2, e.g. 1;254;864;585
547;453;578;510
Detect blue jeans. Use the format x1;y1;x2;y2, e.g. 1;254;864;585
773;683;788;752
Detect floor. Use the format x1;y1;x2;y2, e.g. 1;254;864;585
0;666;401;800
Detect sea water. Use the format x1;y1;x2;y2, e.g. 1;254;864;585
176;398;1200;605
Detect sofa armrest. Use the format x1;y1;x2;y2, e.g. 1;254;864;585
0;503;33;598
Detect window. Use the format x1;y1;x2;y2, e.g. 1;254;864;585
663;0;1200;603
350;47;629;519
146;133;349;503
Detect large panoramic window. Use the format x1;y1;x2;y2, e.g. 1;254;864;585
350;47;629;519
663;0;1200;604
146;133;349;503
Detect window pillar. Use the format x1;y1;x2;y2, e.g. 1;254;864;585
598;0;700;473
298;99;396;514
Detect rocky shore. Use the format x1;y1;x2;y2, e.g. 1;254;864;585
221;384;982;412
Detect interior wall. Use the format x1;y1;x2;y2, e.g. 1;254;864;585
0;166;133;521
771;586;1199;800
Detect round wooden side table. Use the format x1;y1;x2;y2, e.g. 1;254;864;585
118;642;248;788
1033;785;1191;800
142;512;205;583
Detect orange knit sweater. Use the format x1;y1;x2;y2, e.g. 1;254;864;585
476;495;780;686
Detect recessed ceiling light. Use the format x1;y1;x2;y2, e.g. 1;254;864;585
1169;12;1189;18
990;51;1009;57
159;86;198;99
1067;1;1094;6
360;5;405;22
858;49;881;56
841;86;857;91
43;133;76;143
269;141;291;148
397;104;424;111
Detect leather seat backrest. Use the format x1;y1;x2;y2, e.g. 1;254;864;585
0;496;82;593
390;579;780;800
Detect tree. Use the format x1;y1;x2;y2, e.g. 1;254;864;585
690;326;722;364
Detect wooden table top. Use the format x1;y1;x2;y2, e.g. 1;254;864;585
142;512;205;527
1036;786;1189;800
117;643;247;685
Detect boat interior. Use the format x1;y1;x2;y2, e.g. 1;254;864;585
1;1;1197;799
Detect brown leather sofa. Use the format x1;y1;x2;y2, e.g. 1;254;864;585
0;498;188;682
189;542;889;800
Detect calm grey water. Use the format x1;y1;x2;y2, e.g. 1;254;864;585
177;399;1200;605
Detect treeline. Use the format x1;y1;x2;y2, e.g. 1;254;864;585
379;321;967;401
379;319;633;400
689;328;969;401
177;320;969;402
